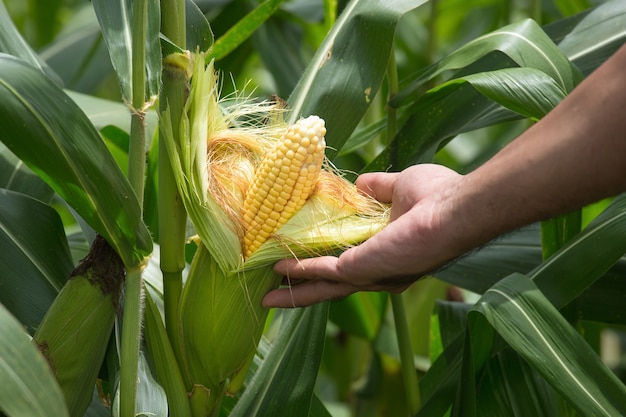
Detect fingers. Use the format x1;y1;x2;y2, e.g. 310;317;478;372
274;256;343;280
355;172;398;203
262;280;358;308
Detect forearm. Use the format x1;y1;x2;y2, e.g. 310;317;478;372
448;43;626;249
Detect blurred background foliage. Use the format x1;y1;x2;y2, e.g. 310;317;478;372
4;0;625;416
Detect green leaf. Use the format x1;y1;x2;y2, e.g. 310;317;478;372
0;142;54;203
531;193;626;309
287;0;427;158
367;77;516;171
576;255;626;325
452;67;568;120
92;0;161;102
435;225;542;295
38;5;113;94
143;291;192;417
0;303;69;417
476;347;566;416
208;0;286;61
0;189;72;334
0;54;152;267
0;0;61;84
470;274;626;415
552;0;592;17
393;18;582;107
185;0;213;52
253;16;306;98
555;0;626;75
67;90;158;134
368;19;583;172
329;292;387;340
540;210;581;259
230;304;329;417
112;352;168;417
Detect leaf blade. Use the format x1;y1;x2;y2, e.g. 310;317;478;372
0;54;152;266
0;303;69;417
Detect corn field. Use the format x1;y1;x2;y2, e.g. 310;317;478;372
1;0;626;416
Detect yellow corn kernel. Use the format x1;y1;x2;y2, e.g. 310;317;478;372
242;115;326;257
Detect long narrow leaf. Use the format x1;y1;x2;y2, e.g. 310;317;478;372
185;0;213;51
208;0;285;61
435;225;542;295
555;0;626;74
0;143;54;203
92;0;161;102
471;274;626;415
0;54;152;267
531;193;626;308
455;67;567;120
0;189;73;334
0;303;69;417
0;1;61;84
393;18;582;107
143;291;192;417
230;304;329;417
287;0;427;158
477;348;565;416
38;5;113;94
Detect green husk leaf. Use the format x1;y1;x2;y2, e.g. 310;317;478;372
244;195;387;269
179;243;280;393
33;236;122;417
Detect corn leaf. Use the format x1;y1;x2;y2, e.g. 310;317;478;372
0;303;69;417
368;21;581;172
0;189;73;334
435;225;542;294
554;0;626;75
329;292;387;341
92;0;161;102
392;19;582;108
287;0;427;159
229;304;329;417
252;17;306;98
0;143;54;203
448;67;567;120
0;0;61;84
38;5;112;93
574;255;626;325
531;193;626;308
112;352;168;417
208;0;286;61
476;347;565;416
0;54;152;267
67;90;158;135
464;274;626;415
143;291;192;417
185;0;213;51
370;3;626;173
422;194;626;413
368;66;567;170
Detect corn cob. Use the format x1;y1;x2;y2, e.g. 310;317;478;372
242;115;326;257
33;235;123;417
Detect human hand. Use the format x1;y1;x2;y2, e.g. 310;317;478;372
263;164;466;308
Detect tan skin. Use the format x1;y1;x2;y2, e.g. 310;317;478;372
263;44;626;308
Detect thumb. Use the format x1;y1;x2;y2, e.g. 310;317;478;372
355;172;398;203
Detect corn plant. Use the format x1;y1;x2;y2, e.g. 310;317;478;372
1;0;626;416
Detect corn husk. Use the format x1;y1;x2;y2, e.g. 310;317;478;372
159;51;389;409
33;236;123;417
